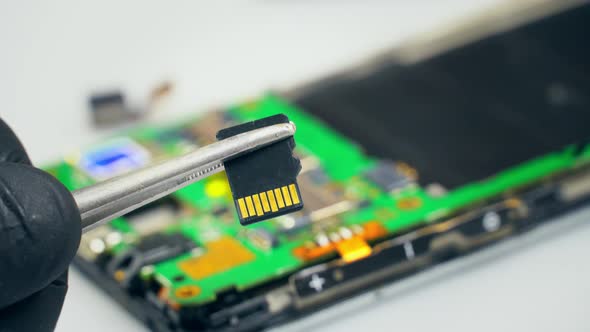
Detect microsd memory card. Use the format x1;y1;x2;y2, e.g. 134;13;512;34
217;114;303;225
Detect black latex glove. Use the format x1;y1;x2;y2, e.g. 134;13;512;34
0;119;81;332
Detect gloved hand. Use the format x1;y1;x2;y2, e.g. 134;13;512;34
0;119;81;332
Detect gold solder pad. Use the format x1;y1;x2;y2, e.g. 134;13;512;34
179;237;255;279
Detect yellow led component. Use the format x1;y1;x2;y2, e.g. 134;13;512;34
252;194;264;216
174;285;201;299
237;198;249;218
281;186;292;206
205;178;229;198
335;236;372;263
274;189;285;208
260;192;270;212
289;184;300;204
113;270;126;282
245;196;256;216
267;190;279;212
396;197;422;210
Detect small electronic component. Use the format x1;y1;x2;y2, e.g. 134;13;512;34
155;127;199;152
124;197;180;236
335;236;372;263
204;174;231;198
72;137;151;180
217;114;304;225
306;167;330;185
77;225;122;261
107;233;196;286
246;228;279;249
89;91;136;127
293;221;387;261
364;161;413;192
297;170;343;213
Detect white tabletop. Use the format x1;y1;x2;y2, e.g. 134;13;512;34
2;1;589;331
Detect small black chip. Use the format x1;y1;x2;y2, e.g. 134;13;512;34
217;114;304;225
365;161;412;192
89;91;136;127
106;233;196;287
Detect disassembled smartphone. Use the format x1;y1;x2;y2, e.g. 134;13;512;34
45;2;590;331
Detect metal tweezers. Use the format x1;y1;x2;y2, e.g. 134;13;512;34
73;122;296;233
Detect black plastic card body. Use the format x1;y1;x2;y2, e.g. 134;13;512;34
217;114;303;225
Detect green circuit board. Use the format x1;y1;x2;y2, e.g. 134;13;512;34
46;94;590;308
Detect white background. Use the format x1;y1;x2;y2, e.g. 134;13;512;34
1;1;589;331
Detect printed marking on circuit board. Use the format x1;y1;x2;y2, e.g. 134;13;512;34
236;184;301;219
